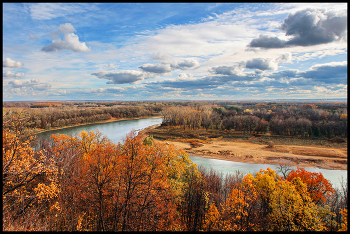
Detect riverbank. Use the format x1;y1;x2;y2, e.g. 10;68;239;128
33;115;162;135
140;125;347;171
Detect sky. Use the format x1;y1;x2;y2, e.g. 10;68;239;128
2;3;348;101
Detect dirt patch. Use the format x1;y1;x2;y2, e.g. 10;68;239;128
145;125;347;170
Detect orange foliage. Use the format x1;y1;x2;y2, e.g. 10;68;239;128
33;103;62;106
286;168;335;205
302;104;318;109
46;130;194;231
3;114;59;231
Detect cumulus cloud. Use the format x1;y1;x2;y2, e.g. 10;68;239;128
248;35;287;48
3;58;23;69
91;70;145;84
172;59;200;70
245;58;278;70
176;73;191;80
276;52;292;63
248;8;347;48
3;71;25;78
266;61;347;85
139;58;200;75
211;54;292;74
139;63;172;74
41;23;91;52
299;61;347;84
209;63;245;75
105;63;116;69
268;69;299;79
8;79;51;90
58;23;76;33
151;52;172;62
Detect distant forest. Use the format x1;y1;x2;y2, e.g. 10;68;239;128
162;103;347;138
3;100;347;138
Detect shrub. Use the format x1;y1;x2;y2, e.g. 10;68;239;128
267;141;274;148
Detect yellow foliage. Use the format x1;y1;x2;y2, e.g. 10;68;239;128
244;109;252;114
3;114;59;231
339;209;347;231
202;203;221;231
34;182;60;200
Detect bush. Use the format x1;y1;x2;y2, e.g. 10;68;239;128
267;141;274;148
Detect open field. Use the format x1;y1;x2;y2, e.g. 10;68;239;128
141;125;347;170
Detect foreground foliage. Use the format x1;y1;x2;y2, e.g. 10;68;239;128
2;115;347;231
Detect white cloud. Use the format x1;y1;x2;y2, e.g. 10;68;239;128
173;59;200;70
106;63;116;69
3;58;23;69
42;23;91;52
8;79;52;90
58;23;76;33
91;70;145;84
309;61;347;69
245;58;278;70
8;79;24;86
276;52;292;63
27;3;89;20
139;63;172;74
134;19;257;57
151;52;173;62
3;71;25;78
138;58;200;75
16;73;25;78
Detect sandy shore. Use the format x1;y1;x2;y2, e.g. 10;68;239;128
140;125;347;171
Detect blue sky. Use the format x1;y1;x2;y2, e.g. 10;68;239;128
3;3;347;101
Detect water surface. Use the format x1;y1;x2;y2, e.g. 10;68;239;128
36;117;163;144
189;155;347;190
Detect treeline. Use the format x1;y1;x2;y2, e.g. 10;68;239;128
2;115;347;231
3;105;162;131
162;104;347;138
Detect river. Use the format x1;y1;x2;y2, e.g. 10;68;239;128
35;117;347;190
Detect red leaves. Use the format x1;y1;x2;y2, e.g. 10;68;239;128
286;168;335;205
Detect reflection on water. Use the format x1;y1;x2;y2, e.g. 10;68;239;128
36;117;163;144
189;155;347;190
35;117;346;190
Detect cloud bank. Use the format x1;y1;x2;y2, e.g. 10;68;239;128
249;8;347;48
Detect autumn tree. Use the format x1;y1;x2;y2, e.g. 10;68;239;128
286;168;335;205
3;110;59;231
202;168;335;232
